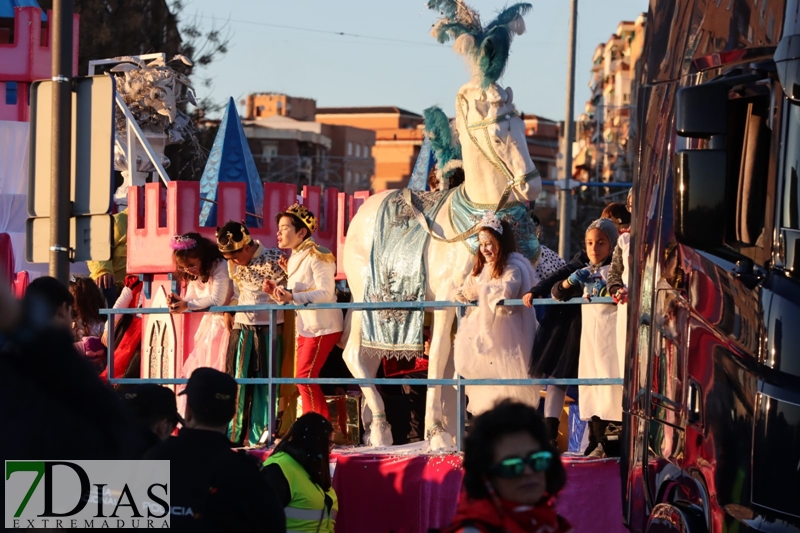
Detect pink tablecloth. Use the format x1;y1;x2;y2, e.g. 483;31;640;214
250;448;627;533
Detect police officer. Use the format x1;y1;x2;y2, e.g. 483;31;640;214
145;368;286;532
119;384;184;457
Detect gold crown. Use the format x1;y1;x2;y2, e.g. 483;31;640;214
285;203;317;233
216;223;252;253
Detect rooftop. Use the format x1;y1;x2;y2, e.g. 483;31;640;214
316;106;422;118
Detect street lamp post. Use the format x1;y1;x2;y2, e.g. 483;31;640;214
49;0;73;284
558;0;578;259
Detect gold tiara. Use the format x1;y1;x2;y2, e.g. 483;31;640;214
216;223;252;253
285;203;317;233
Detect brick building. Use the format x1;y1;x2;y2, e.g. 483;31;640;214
315;106;424;191
241;93;376;193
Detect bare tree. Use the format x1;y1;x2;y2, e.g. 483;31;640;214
39;0;231;179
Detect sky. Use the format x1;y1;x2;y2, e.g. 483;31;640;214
184;0;649;122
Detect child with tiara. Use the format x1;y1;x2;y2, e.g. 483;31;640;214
453;211;541;415
168;233;233;415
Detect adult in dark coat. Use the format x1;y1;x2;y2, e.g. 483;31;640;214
145;368;286;532
522;251;589;446
0;277;146;461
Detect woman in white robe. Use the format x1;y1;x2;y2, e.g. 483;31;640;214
454;212;540;415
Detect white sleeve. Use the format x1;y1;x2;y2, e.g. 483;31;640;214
292;259;336;305
104;286;134;338
183;280;198;303
458;273;479;301
480;264;522;313
186;261;233;310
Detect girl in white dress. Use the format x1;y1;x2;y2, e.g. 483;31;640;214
167;233;233;414
454;212;541;415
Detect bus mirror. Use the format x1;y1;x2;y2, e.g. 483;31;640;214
674;150;728;250
676;84;729;137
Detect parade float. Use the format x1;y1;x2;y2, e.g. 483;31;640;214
0;1;628;531
0;1;80;288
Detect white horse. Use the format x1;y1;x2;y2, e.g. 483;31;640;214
341;81;542;449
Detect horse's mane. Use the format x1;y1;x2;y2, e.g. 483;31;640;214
428;1;532;89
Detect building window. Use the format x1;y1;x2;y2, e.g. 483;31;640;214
5;82;17;105
346;171;352;185
347;142;353;156
365;146;371;158
354;173;360;185
355;144;361;158
261;142;278;163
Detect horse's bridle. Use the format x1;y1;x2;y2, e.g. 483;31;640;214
402;94;540;244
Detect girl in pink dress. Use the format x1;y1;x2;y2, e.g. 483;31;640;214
168;233;233;415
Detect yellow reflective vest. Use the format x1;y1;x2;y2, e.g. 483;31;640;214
264;451;338;533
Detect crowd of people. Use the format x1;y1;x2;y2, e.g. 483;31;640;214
0;191;633;531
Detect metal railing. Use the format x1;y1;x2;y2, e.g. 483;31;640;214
102;297;623;450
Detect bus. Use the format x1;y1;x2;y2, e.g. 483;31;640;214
622;0;800;531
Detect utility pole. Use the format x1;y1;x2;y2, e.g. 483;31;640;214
558;0;578;259
49;0;73;283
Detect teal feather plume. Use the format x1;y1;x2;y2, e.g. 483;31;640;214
429;1;532;89
423;106;462;173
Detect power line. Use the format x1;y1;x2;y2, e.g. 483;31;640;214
196;14;445;48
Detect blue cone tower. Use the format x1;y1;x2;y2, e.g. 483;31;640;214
198;97;264;228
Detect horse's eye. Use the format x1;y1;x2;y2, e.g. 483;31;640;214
494;138;502;145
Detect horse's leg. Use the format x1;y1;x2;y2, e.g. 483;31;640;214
341;309;392;446
441;342;458;435
426;307;457;451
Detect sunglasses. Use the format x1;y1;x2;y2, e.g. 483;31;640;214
490;451;553;478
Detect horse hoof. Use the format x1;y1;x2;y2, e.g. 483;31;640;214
427;422;456;451
429;432;456;451
368;420;393;447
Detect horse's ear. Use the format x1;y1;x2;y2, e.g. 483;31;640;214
505;86;514;105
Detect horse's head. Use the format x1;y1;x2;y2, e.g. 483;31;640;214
455;81;541;204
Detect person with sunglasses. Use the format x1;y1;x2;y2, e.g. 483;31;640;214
436;400;571;533
263;413;338;533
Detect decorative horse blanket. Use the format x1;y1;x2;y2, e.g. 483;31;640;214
361;188;452;360
448;185;541;262
360;185;541;360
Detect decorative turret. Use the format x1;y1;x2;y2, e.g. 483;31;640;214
127;180;370;383
126;181;370;280
0;2;79;121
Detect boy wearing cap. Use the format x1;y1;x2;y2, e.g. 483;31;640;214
264;204;343;417
145;368;286;532
120;384;182;457
216;220;287;447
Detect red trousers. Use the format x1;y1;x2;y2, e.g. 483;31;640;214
296;332;341;417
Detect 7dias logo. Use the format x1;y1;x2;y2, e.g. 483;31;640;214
5;461;170;529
